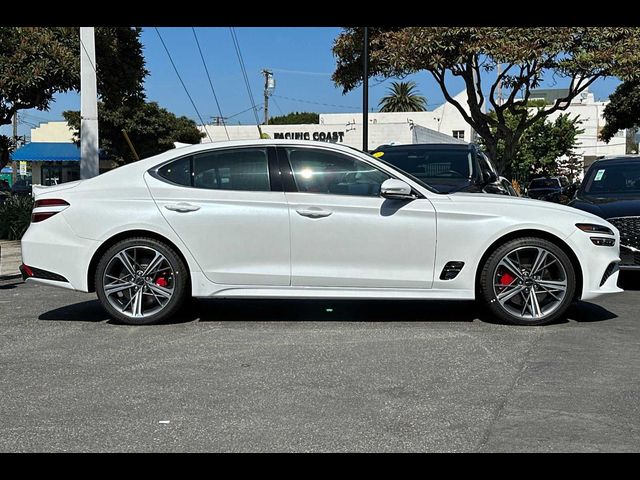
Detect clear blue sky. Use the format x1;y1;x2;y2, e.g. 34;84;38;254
3;27;623;139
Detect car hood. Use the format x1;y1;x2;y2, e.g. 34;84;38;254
569;195;640;219
449;191;606;223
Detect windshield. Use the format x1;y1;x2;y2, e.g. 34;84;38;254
583;162;640;195
372;148;472;194
529;178;559;189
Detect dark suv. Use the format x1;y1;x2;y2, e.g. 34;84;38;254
569;156;640;269
526;176;573;203
371;143;508;195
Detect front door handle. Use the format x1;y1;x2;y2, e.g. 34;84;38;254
165;202;200;213
296;207;333;219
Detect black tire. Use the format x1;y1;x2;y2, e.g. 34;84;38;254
479;237;576;326
95;237;189;325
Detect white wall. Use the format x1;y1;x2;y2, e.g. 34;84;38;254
200;122;462;150
319;89;474;143
30;121;75;143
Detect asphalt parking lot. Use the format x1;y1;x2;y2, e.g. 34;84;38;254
0;273;639;452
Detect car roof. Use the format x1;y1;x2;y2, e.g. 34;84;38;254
590;156;640;167
373;143;476;151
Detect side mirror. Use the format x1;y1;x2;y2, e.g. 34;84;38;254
380;179;415;200
482;170;498;184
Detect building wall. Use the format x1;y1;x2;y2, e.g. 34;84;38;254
30;121;75;143
319;90;475;143
200;122;462;150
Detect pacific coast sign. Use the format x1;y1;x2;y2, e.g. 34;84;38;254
272;131;345;142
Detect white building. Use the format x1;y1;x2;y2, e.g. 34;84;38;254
200;90;474;150
530;89;627;171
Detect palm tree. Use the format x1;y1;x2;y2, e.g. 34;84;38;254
378;81;427;112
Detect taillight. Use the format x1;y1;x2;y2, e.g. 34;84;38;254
34;199;70;208
31;198;70;223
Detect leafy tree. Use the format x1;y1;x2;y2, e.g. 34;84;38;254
0;27;147;169
269;111;319;124
378;81;427;112
600;80;640;143
64;102;204;165
332;27;640;173
480;107;584;178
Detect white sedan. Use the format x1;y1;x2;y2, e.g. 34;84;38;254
21;140;622;325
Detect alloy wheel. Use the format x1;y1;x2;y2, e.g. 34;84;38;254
492;246;568;320
102;246;175;319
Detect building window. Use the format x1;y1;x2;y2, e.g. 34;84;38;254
452;130;465;140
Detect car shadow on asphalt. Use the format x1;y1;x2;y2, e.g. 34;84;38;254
37;297;617;325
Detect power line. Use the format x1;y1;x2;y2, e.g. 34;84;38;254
229;27;262;128
191;27;229;141
154;27;213;143
225;103;264;121
272;94;359;110
271;96;284;116
270;68;331;76
79;37;97;74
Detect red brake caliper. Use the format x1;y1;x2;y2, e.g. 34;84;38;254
155;277;168;287
499;272;515;286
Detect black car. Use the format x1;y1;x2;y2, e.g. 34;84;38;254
371;143;508;195
526;176;572;203
569;156;640;269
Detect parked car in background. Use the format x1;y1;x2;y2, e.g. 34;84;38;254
11;178;32;196
569;156;640;269
21;140;621;327
526;176;572;204
371;143;511;195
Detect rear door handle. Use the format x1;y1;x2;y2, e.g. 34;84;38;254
296;207;332;218
165;202;200;213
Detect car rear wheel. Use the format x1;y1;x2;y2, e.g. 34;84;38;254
479;237;576;326
95;237;189;325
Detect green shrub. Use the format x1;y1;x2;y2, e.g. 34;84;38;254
0;195;34;240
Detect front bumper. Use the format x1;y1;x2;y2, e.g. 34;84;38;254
565;229;623;300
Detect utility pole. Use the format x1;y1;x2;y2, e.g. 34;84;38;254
362;27;369;152
11;113;18;184
80;27;99;179
262;69;274;125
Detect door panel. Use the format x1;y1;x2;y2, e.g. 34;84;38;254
144;147;290;286
279;145;437;289
286;193;436;288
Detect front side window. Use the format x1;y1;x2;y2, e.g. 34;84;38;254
284;147;389;197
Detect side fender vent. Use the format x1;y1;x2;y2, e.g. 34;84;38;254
440;261;465;280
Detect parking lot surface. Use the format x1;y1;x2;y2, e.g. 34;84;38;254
0;274;639;452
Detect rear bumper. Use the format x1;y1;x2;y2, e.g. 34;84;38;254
20;214;99;292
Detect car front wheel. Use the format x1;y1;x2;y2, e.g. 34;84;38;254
95;237;189;325
479;237;576;326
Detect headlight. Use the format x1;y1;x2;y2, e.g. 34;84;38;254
575;223;614;235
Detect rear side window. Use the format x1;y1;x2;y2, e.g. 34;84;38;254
193;148;270;191
157;156;191;186
155;148;271;191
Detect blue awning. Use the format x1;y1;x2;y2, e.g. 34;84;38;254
11;142;81;162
